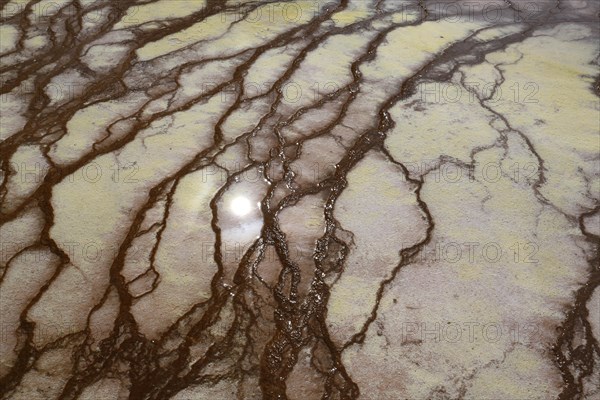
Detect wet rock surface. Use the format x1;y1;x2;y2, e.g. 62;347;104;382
0;0;599;399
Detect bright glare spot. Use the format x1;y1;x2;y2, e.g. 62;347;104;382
231;196;252;216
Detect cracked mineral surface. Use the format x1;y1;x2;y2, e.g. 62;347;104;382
0;0;599;399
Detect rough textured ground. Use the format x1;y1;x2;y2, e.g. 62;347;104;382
0;0;599;399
